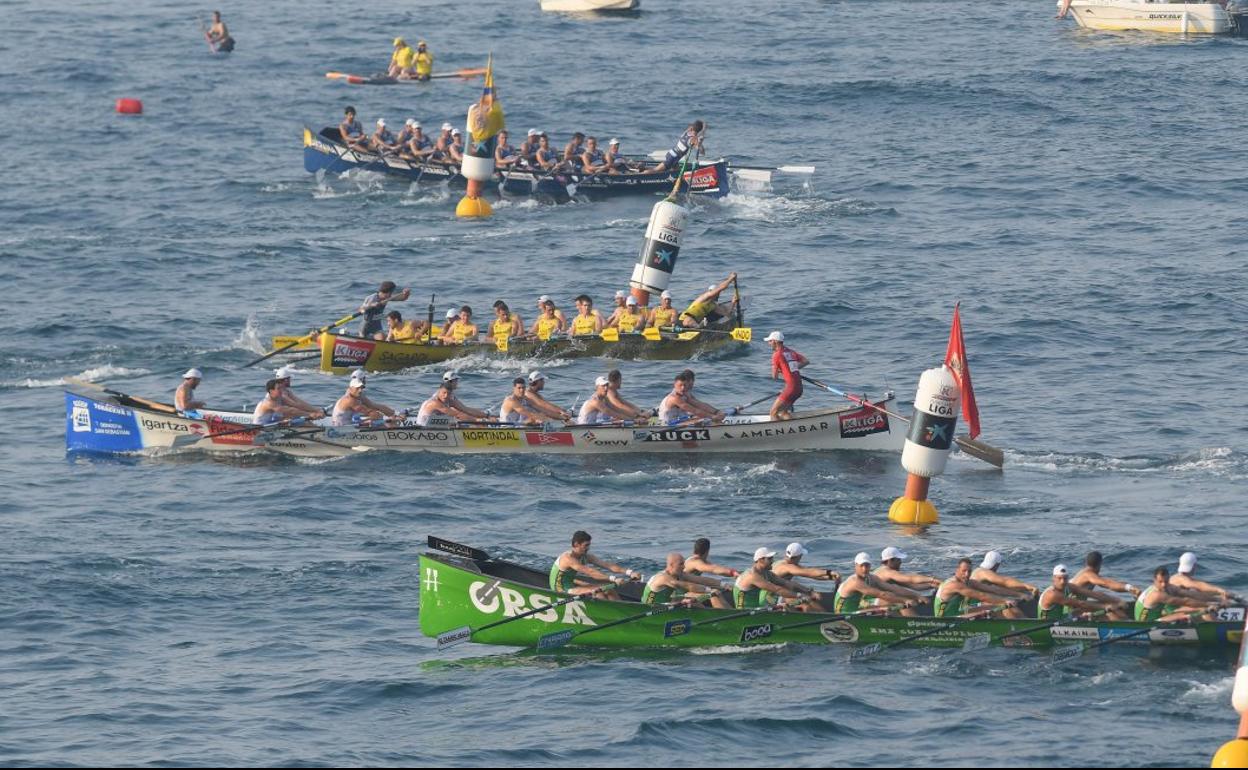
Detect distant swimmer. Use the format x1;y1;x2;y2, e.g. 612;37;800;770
389;38;415;79
654;120;705;173
340;106;371;154
175;368;206;413
206;11;235;53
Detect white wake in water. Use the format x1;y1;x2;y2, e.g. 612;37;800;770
8;365;151;389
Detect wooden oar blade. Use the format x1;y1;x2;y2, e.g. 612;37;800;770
536;629;576;650
436;626;473;650
427;536;491;562
1051;643;1085;664
955;436;1005;468
961;633;992;652
849;642;882;661
730;327;752;342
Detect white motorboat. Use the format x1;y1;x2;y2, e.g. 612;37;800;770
1060;0;1245;34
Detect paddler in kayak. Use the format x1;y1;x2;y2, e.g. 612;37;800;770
833;552;921;615
643;553;732;609
383;311;426;343
765;331;808;420
523;371;572;422
206;11;234;52
569;295;605;337
609;296;646;334
653;120;705;173
577;376;634;425
340;106;371;154
1171;552;1241;603
359;281;411;338
648;290;678;329
253;378;320;426
1070;550;1139;620
967;550;1039;618
734;547;821;611
413;41;433;81
175;368;206;413
551;530;639;599
439;306;479;345
500;377;544;426
933;558;1019;618
332;371;397;427
388;37;415;79
415;371;490;426
658;370;726;425
686;538;740;578
1135;566;1223;622
603;369;651;421
1037;564;1121;620
274;366;326;418
772;542;840;608
487;300;524;343
678;273;738;328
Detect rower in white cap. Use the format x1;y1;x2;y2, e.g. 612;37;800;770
678;273;738;328
1170;552;1241;603
968;550;1038;617
610;295;646;333
934;558;1019;618
431;122;454;162
175;368;206;413
274;365;326;419
648;290;678;330
765;330;808;421
871;546;939;612
1038;564;1117;621
605;290;629;328
772;542;841;609
371;118;401;155
524;371;572;422
578;375;633;425
1134;565;1223;623
733;546;819;610
332;371;396;427
832;552;919;615
415;371;489;426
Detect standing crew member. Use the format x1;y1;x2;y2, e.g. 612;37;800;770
551;530;638;599
654;120;705;172
359;281;411;338
332;372;396;426
765;330;808;420
175;368;206;413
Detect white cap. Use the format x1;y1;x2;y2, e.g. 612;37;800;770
981;550;1003;569
660;290;672;299
527;128;538;136
615;290;626;299
405;118;415;127
528;370;546;383
452;127;462;136
538;294;552;303
709;284;720;292
1052;564;1068;577
753;547;777;561
626;296;638;306
442;370;460;383
274;365;295;380
1179;552;1197;574
785;542;808;558
376;118;386;127
441;122;453;131
446;308;457;319
594;375;610;387
854;551;871;565
609;137;620;145
349;373;366;388
182;368;203;379
880;546;908;562
764;331;784;343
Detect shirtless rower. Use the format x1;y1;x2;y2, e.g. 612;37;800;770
371;119;402;155
500;377;544;426
686;538;740;578
415;371;489;426
487;300;524;343
569;294;605;337
1135;566;1223;623
530;296;566;339
1171;552;1241;603
603;369;650;421
871;547;939;616
358;281;411;338
832;552;919;615
654;120;705;173
524;371;572;422
1071;550;1140;620
968;550;1038;619
933;558;1018;618
611;296;646;333
253;378;316;426
772;542;841;609
273;366;326;418
1038;564;1118;621
679;273;738;328
383;310;426;343
658;369;725;425
733;547;820;611
206;11;235;52
175;368;206;413
648;290;678;329
550;530;639;599
339;106;371;153
643;553;733;609
765;331;808;420
439;305;479;345
332;372;396;427
577;376;634;425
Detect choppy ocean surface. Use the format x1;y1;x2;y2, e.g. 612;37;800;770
2;0;1248;765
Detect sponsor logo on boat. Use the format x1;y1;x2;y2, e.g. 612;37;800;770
467;580;596;627
140;417;189;433
644;428;710;443
580;430;630;447
377;350;440;366
71;399;92;432
1051;627;1101;642
331;338;374;368
740;623;774;643
206;415;260;445
384;429;456;447
462;429;521;448
1216;608;1245;622
838;407;889;439
819;621;858;644
684;165;720;191
525;431;574;446
730;421;833;440
1149;12;1182;18
664;619;693;638
437;626;471;648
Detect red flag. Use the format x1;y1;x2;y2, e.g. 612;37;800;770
944;303;981;439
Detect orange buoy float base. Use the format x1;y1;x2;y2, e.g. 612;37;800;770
115;98;143;115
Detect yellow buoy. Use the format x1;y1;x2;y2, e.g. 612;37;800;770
1212;738;1248;768
455;195;492;218
888;496;939;526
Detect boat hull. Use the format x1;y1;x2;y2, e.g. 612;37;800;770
1065;0;1235;33
65;387;272;455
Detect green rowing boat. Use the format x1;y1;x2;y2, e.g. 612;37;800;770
419;546;1244;652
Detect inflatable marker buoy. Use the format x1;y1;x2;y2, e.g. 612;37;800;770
889;365;960;526
1212;616;1248;767
629;198;688;306
115;98;143;115
456;154;494;218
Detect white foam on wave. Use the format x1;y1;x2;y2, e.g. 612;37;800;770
744;461;785;478
1181;676;1233;702
231;315;267;354
689;642;786;655
717;192;891;224
430;462;467;477
1008;447;1244;480
10;365;150;389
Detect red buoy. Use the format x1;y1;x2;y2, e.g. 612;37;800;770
115;98;143;115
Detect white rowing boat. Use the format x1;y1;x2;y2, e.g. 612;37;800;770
540;0;639;12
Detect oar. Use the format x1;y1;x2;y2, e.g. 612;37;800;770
171;415;312;448
536;593;679;651
960;609;1109;653
728;392;780;416
770;605;896;633
731;163;816;174
646;325;752;342
1048;612;1204;664
850;608;996;660
245;310;365;368
438;583;614;650
65;378;178;414
429;67;487;80
799;375;1005;468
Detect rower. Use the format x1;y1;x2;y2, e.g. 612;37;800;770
402;121;434;162
371;119;401;155
560;132;586;171
206;11;235;52
529;297;565;339
500;377;544;426
430;123;454;163
1038;564;1117;621
448;128;465;164
415;371;489;426
253;378;311;426
580;136;609;174
332;372;395;427
518;129;540;167
604;138;632;174
654;120;705;173
648;290;678;329
569;294;605;336
933;558;1017;618
384;310;425;343
733;547;819;611
969;550;1038;618
524;371;572;422
603;369;651;421
495;130;519;169
765;330;808;421
772;542;840;609
487;300;524;343
175;368;206;413
1071;550;1140;620
578;376;633;425
643;553;732;609
339;106;371;153
434;307;457;339
274;366;326;419
658;369;725;425
413;40;433;81
833;552;920;615
534;134;558;170
439;305;479;345
388;37;415;79
612;296;645;333
678;273;738;328
550;530;639;599
1171;552;1239;603
686;538;740;578
605;290;628;327
1135;566;1222;623
871;547;939;614
359;280;411;338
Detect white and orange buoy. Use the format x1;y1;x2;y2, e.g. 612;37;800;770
629;197;688;307
456;57;503;219
889;365;961;525
115;98;143;115
1212;615;1248;767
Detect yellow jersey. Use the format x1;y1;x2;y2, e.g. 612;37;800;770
534;316;560;340
571;313;600;336
450;321;478;343
617;310;643;333
492;318;513;340
681;299;716;323
389;321;420;343
392;46;415;68
415;51;433;76
650;307;677;328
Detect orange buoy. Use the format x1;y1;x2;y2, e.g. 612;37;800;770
115;98;143;115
